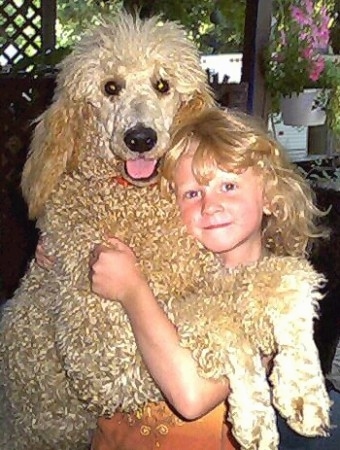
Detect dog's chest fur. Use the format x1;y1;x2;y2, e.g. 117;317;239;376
35;156;222;413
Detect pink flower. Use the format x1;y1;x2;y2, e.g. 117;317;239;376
309;57;325;82
302;45;314;60
291;6;309;26
266;0;334;94
289;0;330;82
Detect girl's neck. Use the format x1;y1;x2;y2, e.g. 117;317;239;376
219;243;268;269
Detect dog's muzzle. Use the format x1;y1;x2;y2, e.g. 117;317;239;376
124;125;157;153
123;124;160;183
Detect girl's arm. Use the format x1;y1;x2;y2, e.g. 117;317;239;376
90;237;230;420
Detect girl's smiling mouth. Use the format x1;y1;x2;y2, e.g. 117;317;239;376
203;222;231;230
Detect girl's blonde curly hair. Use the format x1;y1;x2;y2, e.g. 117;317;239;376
161;107;328;257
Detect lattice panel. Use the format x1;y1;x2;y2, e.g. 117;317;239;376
0;0;42;67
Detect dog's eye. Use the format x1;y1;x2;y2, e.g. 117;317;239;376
154;79;170;94
104;81;121;96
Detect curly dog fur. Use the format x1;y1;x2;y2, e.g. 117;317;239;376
0;12;331;450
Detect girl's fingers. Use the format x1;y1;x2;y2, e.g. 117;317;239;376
89;243;115;267
106;237;125;249
89;238;134;269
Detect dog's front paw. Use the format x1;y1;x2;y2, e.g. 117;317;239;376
271;347;331;437
229;402;279;450
272;373;331;436
284;390;331;437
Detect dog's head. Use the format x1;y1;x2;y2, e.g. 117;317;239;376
21;12;215;219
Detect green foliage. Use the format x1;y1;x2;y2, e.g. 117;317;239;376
56;0;246;53
327;83;340;138
57;0;123;47
134;0;246;53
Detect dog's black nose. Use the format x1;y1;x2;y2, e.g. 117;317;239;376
124;126;157;153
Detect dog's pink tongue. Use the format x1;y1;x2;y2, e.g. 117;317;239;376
126;158;157;179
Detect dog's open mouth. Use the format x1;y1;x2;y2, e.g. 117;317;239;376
124;157;160;182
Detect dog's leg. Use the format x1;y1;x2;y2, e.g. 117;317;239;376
270;289;331;437
226;344;279;450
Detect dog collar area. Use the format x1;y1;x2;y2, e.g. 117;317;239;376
113;176;157;188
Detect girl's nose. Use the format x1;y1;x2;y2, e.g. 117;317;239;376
201;195;223;215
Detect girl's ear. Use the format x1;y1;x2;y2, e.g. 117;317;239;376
21;100;91;219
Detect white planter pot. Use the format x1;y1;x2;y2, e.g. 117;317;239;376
280;89;326;127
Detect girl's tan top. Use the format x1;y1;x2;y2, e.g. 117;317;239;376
91;401;238;450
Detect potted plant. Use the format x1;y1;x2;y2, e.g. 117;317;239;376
265;0;340;136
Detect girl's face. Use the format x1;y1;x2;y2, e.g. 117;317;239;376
174;152;267;268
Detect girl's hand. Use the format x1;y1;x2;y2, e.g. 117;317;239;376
90;237;148;304
35;238;56;270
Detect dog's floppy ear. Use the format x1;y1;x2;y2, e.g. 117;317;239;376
21;99;90;219
174;89;216;126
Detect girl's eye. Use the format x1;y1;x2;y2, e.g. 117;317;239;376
222;182;236;192
184;190;201;200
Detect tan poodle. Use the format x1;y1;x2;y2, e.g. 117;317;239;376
0;12;330;450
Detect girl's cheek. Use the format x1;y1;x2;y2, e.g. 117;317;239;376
180;206;193;226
